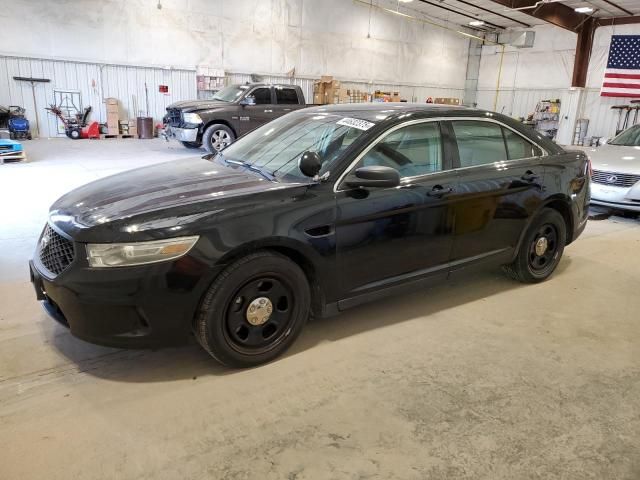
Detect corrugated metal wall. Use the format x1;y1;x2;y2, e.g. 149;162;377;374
476;87;625;140
0;55;196;138
226;73;465;105
476;88;565;119
2;55;469;138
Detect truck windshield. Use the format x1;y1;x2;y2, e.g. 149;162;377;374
609;125;640;146
213;85;249;102
218;111;373;181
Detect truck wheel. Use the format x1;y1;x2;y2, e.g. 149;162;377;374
195;251;310;368
203;124;235;154
180;141;202;149
503;208;567;283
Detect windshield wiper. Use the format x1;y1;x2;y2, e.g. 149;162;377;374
225;158;275;181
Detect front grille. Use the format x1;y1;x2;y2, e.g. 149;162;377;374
38;224;75;277
591;169;640;188
165;108;182;127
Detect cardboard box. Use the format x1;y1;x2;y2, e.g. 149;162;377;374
434;97;460;105
107;112;119;128
106;104;119;114
105;97;118;105
107;127;119;135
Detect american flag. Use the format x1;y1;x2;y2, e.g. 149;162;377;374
601;35;640;98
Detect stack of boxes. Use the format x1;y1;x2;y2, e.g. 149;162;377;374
433;97;461;105
197;75;225;91
313;76;349;105
347;89;369;103
373;90;402;102
105;98;119;136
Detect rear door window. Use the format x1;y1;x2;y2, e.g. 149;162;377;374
275;87;299;105
503;128;541;159
451;121;508;167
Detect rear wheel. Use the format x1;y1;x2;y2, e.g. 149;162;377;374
202;124;235;154
195;251;310;367
503;208;567;283
180;141;202;149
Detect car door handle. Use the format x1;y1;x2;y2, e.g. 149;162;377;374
521;171;540;182
427;185;454;197
264;109;273;113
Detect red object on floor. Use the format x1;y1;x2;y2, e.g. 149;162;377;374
83;122;100;139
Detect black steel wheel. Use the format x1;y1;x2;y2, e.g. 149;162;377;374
528;223;558;273
195;251;310;367
224;276;295;354
503;208;567;283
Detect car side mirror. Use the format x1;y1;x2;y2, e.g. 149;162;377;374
239;95;256;106
299;151;322;178
345;166;401;188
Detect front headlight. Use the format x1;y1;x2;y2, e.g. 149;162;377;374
183;113;203;124
86;236;199;268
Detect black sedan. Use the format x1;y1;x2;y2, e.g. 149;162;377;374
30;104;590;367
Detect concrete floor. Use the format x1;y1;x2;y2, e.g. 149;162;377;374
1;139;639;479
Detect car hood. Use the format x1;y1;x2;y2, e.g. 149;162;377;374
167;99;233;112
586;144;640;174
49;157;305;241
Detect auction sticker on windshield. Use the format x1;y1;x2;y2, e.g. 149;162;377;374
337;118;375;131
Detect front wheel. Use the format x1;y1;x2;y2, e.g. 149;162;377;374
503;208;567;283
202;124;235;154
195;251;310;367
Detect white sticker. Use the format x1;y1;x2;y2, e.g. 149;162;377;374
336;117;375;131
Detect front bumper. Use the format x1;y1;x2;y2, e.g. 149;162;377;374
591;182;640;212
164;126;199;143
29;248;222;349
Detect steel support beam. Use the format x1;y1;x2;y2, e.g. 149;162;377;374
598;16;640;26
572;17;597;88
486;0;584;32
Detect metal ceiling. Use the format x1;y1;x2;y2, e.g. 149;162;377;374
381;0;640;31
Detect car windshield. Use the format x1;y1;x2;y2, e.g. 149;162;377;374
212;85;249;102
609;125;640;146
217;111;373;181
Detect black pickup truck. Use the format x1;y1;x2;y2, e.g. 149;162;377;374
164;83;309;153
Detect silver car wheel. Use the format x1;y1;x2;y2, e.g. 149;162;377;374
212;129;232;151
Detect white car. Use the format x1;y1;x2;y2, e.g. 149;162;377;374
588;125;640;212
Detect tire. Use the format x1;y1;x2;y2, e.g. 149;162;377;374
503;208;567;283
180;141;202;149
195;251;310;367
202;123;235;154
68;128;82;140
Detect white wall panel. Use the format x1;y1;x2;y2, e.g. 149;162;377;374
0;0;470;91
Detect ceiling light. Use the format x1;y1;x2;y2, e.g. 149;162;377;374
469;20;485;26
575;6;593;13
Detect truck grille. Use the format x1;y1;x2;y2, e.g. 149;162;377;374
38;224;75;277
165;108;182;127
591;170;640;188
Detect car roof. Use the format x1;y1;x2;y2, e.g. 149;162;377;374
304;102;479;122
